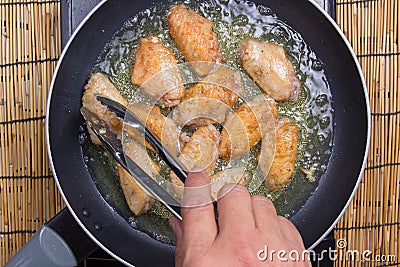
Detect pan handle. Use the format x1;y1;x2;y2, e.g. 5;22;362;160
5;208;97;267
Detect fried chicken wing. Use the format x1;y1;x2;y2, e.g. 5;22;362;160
219;95;277;160
131;36;185;107
170;125;220;188
117;141;160;216
171;68;243;127
210;167;249;200
240;39;300;101
257;128;276;180
82;73;128;145
265;118;298;191
168;5;224;76
125;103;183;156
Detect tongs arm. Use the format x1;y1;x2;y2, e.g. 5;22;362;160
96;96;188;183
80;107;182;220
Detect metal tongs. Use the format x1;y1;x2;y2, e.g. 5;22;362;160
96;96;188;182
80;97;189;221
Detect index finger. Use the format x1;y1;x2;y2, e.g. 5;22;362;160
181;168;218;246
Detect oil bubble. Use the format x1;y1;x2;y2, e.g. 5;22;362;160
258;5;273;16
233;14;249;26
271;27;290;41
316;94;328;107
319;116;331;129
312;60;324;71
245;1;255;7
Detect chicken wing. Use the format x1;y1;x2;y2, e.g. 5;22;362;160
264;118;298;191
82;73;128;145
117;141;160;216
219;95;277;160
171;68;243;127
131;36;185;107
168;5;224;76
240;39;300;101
170;125;220;188
125;103;183;156
257;128;276;180
210;167;249;200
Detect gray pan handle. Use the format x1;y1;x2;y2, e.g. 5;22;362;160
5;225;77;267
5;208;97;267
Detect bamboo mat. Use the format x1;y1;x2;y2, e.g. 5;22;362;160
0;0;65;265
0;0;399;266
334;0;399;266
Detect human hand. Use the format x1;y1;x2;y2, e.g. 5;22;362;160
169;169;311;267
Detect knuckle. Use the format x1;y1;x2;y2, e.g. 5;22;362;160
232;241;259;264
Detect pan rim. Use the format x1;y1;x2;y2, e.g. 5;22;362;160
45;0;133;266
45;0;371;264
304;0;371;251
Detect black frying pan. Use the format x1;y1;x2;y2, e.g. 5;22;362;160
7;0;370;266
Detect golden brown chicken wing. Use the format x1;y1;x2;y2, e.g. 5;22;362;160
82;73;128;145
257;128;276;180
171;68;243;127
125;103;183;156
170;125;220;188
265;118;298;191
168;5;224;76
117;141;160;216
240;39;300;101
131;36;185;107
219;95;277;160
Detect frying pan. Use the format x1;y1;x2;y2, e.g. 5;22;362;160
7;0;370;266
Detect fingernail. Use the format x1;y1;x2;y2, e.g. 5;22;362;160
190;166;205;173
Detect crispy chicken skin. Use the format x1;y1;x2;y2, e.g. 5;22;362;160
240;39;300;101
171;68;243;127
265;118;298;191
131;36;185;107
210;167;249;200
257;127;276;179
125;103;182;156
219;95;277;160
117;141;160;216
82;73;128;145
168;5;224;76
117;165;156;216
170;125;220;187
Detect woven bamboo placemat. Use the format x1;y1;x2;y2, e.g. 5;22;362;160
334;0;399;266
0;0;398;266
0;0;65;264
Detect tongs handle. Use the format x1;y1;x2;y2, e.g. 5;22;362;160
96;96;188;183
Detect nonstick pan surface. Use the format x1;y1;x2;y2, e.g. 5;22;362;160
47;0;370;266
